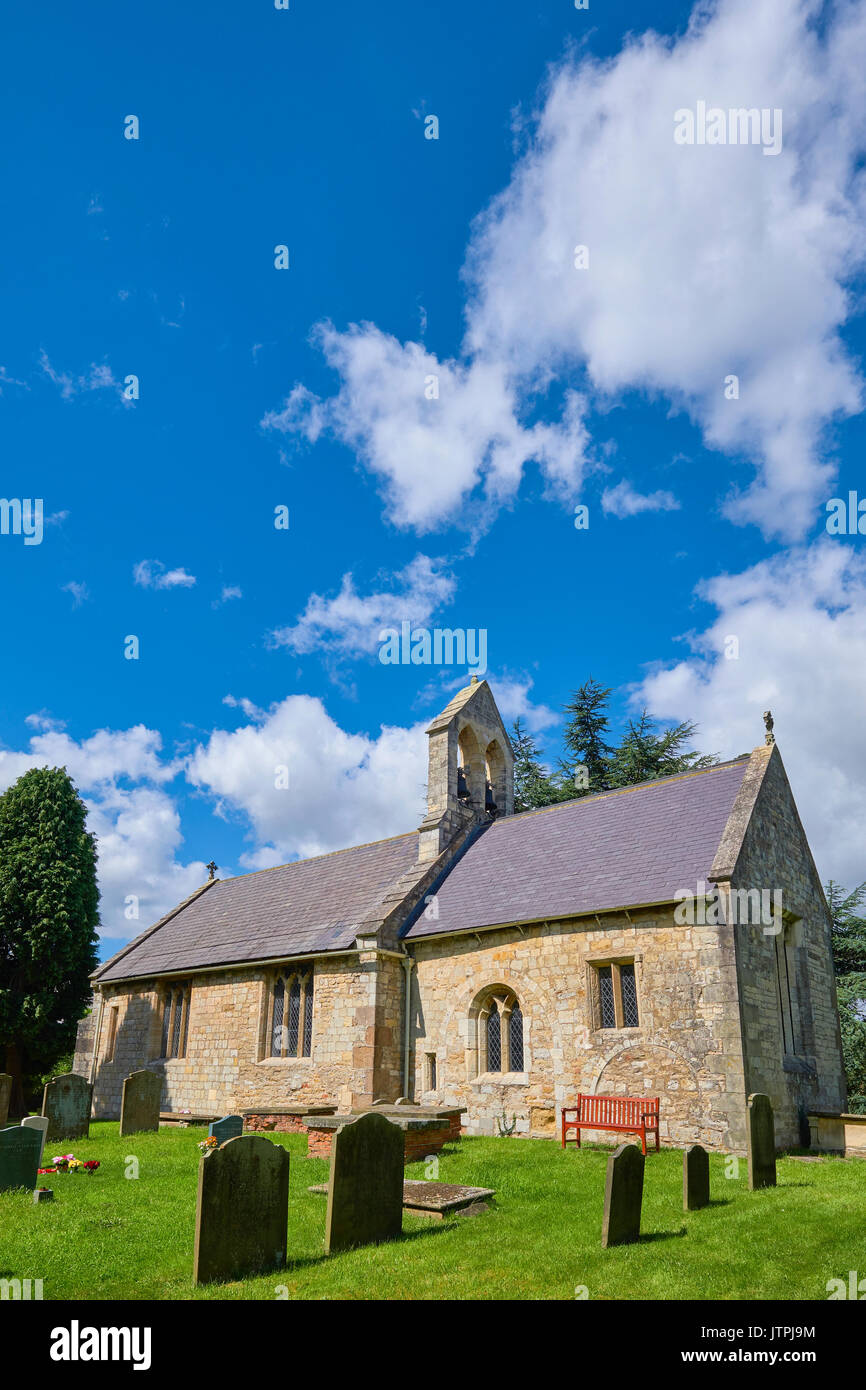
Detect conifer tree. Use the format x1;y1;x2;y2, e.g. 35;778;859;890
0;767;99;1116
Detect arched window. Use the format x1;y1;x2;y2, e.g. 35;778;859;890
160;986;190;1059
475;987;525;1076
267;969;314;1058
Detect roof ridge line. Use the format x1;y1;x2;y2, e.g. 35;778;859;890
502;756;750;824
212;828;419;884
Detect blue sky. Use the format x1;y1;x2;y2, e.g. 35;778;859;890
2;0;866;960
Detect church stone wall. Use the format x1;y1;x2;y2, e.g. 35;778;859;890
86;955;390;1119
725;747;846;1147
409;906;750;1151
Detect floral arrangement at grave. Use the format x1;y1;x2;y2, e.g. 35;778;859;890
38;1153;100;1175
197;1136;218;1155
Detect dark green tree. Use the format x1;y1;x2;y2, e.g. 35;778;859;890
559;677;614;796
510;719;560;811
0;767;99;1116
608;711;718;787
825;878;866;1111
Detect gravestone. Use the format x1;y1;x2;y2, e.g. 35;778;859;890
325;1111;404;1255
208;1114;244;1144
22;1115;50;1165
119;1070;162;1137
42;1073;92;1142
193;1135;289;1285
747;1093;777;1190
0;1125;42;1193
683;1143;710;1211
0;1073;11;1128
601;1142;645;1248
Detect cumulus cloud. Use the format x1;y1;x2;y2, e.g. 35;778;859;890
270;553;457;659
264;0;866;540
601;480;681;518
263;325;588;532
187;694;428;862
133;560;197;591
0;724;203;941
636;540;866;886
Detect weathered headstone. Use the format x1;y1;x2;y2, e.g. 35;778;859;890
42;1073;92;1142
683;1143;710;1211
601;1142;645;1248
208;1114;244;1144
0;1073;11;1128
747;1092;776;1190
22;1115;50;1165
119;1070;162;1137
0;1125;42;1193
324;1111;404;1255
193;1135;289;1285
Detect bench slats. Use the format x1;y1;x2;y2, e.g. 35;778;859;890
561;1093;660;1156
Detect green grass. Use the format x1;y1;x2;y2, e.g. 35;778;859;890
1;1122;863;1300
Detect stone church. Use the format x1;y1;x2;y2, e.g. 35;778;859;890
77;678;846;1152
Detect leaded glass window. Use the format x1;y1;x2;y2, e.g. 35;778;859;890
268;970;314;1058
599;966;616;1028
271;978;285;1057
288;977;302;1056
620;964;639;1027
161;987;190;1059
509;1004;524;1072
487;1002;502;1072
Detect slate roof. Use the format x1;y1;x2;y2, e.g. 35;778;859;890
404;757;750;940
96;756;750;982
95;831;420;982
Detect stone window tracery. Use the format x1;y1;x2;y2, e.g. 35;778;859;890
266;968;314;1059
475;987;525;1075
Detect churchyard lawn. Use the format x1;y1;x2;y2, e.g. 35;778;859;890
1;1122;862;1301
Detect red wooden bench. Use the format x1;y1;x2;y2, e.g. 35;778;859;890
561;1094;660;1155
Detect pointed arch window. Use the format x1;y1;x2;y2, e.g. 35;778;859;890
476;987;525;1076
267;968;314;1058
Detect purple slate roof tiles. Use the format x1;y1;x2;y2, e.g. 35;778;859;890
96;830;420;982
406;757;750;939
96;757;749;981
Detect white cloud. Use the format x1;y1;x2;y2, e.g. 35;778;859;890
133;559;197;591
38;350;132;404
0;723;202;941
187;694;428;862
636;540;866;887
601;480;681;518
270;553;457;659
212;584;243;608
490;675;559;734
264;0;866;540
62;580;90;608
262;324;588;533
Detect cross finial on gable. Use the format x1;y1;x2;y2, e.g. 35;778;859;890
763;710;775;745
206;860;218;881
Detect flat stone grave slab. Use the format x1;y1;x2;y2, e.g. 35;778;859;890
309;1178;495;1219
0;1124;42;1193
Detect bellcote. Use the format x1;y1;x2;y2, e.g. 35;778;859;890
418;677;514;862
